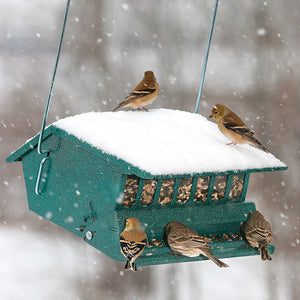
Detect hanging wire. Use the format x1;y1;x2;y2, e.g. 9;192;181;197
37;0;71;155
194;0;219;114
35;0;71;195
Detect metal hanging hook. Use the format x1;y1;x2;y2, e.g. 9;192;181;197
35;154;50;195
35;0;71;195
194;0;219;114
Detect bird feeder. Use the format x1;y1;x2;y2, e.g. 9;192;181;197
6;0;287;268
6;109;287;267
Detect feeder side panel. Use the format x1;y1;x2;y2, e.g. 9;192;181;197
21;134;124;259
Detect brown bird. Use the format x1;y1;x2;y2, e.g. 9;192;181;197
241;210;273;261
209;104;270;153
165;221;229;268
120;218;148;272
112;71;159;112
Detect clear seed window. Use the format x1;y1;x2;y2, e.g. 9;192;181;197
212;175;227;201
194;176;210;202
229;174;245;199
159;179;175;205
122;176;139;207
141;180;157;205
121;173;247;208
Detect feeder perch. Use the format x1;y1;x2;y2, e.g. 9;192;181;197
6;109;287;267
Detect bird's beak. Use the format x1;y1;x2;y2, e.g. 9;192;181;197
208;114;213;119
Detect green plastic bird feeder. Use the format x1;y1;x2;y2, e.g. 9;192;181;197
6;0;287;268
6;109;287;267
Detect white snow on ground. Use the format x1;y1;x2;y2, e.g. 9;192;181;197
152;257;273;300
0;227;101;300
54;109;286;175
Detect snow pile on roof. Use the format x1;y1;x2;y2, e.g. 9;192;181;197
54;109;286;175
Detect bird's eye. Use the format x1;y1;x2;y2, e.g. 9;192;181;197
214;111;217;114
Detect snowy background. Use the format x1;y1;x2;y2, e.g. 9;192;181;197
1;0;299;299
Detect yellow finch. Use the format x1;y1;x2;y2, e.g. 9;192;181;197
120;218;147;272
209;104;270;153
165;221;229;268
112;71;159;112
241;210;272;261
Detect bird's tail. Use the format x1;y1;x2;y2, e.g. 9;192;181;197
112;100;131;112
202;249;229;268
260;245;272;261
125;260;137;272
247;136;270;153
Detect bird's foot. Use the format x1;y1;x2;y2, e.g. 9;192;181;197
226;142;237;146
242;242;252;250
169;251;180;259
141;107;148;112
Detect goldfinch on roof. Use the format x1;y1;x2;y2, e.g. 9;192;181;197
209;104;270;153
113;71;159;112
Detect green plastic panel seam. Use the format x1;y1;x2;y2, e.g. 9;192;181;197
222;174;233;203
171;178;181;205
186;176;199;206
135;178;144;208
153;179;163;208
206;175;216;204
240;173;250;202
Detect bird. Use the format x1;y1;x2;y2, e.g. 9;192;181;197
120;218;148;272
112;71;159;112
241;210;273;261
165;221;229;268
209;104;270;153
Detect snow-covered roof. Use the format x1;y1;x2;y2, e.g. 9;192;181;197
53;109;286;176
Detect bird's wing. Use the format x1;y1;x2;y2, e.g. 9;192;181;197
247;227;270;243
223;116;255;137
125;89;156;101
120;238;147;260
170;234;211;249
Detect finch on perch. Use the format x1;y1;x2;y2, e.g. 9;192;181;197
241;210;273;261
120;218;148;271
165;221;229;268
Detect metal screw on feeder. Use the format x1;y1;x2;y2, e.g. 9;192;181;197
85;231;94;241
